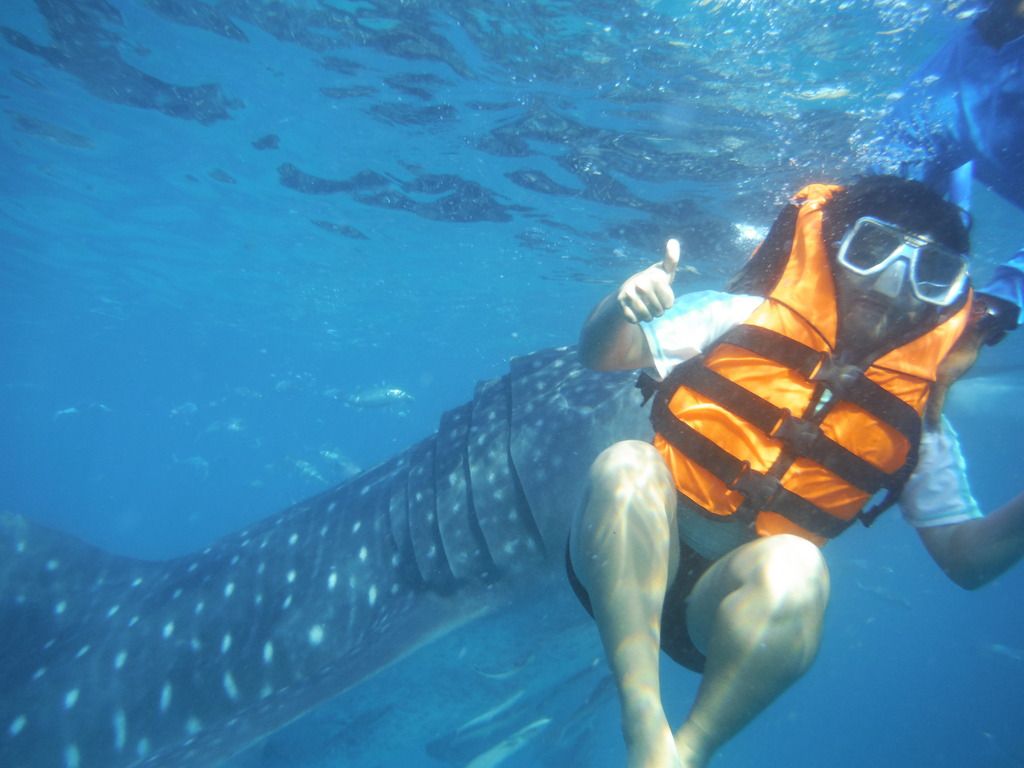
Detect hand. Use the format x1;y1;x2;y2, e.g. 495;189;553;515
925;297;989;428
616;239;680;323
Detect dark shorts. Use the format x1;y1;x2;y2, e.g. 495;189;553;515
566;530;714;674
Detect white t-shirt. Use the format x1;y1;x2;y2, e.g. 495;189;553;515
640;290;982;529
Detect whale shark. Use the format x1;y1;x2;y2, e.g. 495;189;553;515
0;346;651;768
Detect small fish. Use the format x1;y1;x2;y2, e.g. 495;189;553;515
51;407;79;420
464;718;552;768
345;386;414;410
987;643;1024;662
292;459;326;484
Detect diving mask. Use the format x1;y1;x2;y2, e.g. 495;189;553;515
836;216;969;307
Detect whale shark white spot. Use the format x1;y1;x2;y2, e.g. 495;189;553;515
368;585;378;606
308;624;324;646
160;683;172;712
9;715;26;736
289;532;299;546
162;622;174;639
263;641;274;664
107;604;120;618
113;709;126;751
223;671;239;701
328;572;338;590
186;716;201;735
136;737;150;758
221;634;232;654
46;559;59;571
64;689;79;710
64;743;80;768
224;582;235;598
54;601;67;615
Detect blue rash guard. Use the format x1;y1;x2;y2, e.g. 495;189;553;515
867;16;1024;320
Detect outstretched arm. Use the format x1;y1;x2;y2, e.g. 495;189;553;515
579;239;680;371
914;312;1024;589
917;495;1024;590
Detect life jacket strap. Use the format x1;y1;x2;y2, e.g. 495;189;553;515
719;324;922;446
650;392;855;539
666;361;894;494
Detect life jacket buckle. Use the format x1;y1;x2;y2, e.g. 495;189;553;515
769;410;820;455
727;462;782;512
809;356;862;399
635;372;661;406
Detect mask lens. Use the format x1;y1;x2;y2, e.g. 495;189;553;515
842;221;903;272
912;245;966;303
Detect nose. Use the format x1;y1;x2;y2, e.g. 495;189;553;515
870;258;908;299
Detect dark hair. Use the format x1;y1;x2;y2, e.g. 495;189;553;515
821;175;970;256
728;175;970;297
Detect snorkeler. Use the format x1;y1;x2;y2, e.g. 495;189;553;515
867;0;1024;342
568;176;1024;767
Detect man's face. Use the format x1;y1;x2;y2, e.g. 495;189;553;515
833;262;928;357
831;218;953;357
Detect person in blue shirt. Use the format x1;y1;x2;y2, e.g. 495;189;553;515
866;0;1024;341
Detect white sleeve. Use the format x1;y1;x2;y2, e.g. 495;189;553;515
639;290;763;380
899;416;983;528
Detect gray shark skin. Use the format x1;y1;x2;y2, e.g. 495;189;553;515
0;346;652;768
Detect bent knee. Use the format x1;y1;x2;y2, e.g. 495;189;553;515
572;440;677;558
746;534;830;609
587;440;675;500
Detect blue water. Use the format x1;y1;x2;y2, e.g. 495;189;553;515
2;0;1022;766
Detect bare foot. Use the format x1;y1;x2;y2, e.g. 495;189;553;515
674;723;711;768
621;698;682;768
625;724;682;768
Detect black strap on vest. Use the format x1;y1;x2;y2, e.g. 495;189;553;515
650;388;854;538
648;323;925;537
719;325;922;443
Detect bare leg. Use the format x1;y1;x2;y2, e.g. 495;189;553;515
570;440;682;768
674;534;830;766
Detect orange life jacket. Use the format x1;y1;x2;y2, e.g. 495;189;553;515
649;184;973;545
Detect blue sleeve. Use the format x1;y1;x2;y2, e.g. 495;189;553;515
866;22;1024;319
865;30;973;206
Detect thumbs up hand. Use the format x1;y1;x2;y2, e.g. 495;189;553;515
616;239;680;323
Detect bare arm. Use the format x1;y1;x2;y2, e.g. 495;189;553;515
579;239;680;371
916;312;1024;589
917;494;1024;590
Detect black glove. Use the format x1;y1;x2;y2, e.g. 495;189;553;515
972;291;1019;347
